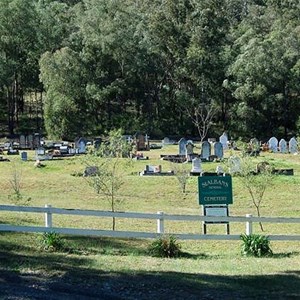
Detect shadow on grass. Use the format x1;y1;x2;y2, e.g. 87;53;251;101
0;233;299;299
0;253;299;300
272;251;300;258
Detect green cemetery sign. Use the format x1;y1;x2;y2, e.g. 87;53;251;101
198;176;233;205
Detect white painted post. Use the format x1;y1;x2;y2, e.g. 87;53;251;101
246;214;252;235
157;211;164;234
45;204;52;228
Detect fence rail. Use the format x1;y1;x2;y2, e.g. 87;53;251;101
0;205;300;241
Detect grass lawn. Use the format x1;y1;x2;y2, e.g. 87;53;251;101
0;144;299;298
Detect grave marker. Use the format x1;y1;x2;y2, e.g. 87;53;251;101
178;138;187;156
268;137;278;152
279;139;287;153
214;142;224;159
200;141;211;161
219;132;228;150
289;137;298;154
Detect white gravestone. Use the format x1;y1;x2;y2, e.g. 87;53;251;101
228;156;241;174
279;139;287;153
178;138;187;156
289;137;298;154
162;137;170;146
216;165;224;174
191;157;202;173
268;137;278;152
219;133;229;150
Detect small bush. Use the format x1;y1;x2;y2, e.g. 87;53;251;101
240;234;273;257
39;232;65;252
148;235;182;258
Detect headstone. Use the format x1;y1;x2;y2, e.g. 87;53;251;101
200;141;211;160
268;137;278;152
28;135;33;149
36;147;45;156
147;165;161;173
33;133;41;148
69;148;76;155
162;137;170;146
136;134;147;151
289;137;298;154
216;165;224;174
76;137;87;154
60;145;69;154
185;140;194;162
79;141;86;153
21;151;27;161
191;157;202;173
279;139;287;153
228;156;241;174
214;142;224;159
178;138;187;155
219;132;228;150
20;135;26;149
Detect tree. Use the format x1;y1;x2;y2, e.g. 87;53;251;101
171;162;190;194
185;101;216;142
238;156;274;231
226;1;300;139
39;47;87;139
0;0;40;135
83;129;130;230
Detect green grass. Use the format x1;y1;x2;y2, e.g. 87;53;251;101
0;145;300;298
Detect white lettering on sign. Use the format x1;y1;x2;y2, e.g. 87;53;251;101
201;179;229;188
204;196;227;202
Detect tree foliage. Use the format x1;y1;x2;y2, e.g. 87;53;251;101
0;0;299;141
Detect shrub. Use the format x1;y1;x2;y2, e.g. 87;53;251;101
148;235;182;258
240;234;273;257
39;232;65;252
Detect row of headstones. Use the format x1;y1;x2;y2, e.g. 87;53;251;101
13;134;41;149
267;137;298;153
178;138;224;160
191;156;240;174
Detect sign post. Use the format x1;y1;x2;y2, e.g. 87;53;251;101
198;175;233;234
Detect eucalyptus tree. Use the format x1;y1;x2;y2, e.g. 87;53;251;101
226;1;300;139
75;0;149;134
0;0;39;135
39;47;87;140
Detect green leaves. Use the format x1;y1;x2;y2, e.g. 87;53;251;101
39;232;65;252
240;234;273;257
148;235;182;258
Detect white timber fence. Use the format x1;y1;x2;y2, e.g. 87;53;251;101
0;204;300;241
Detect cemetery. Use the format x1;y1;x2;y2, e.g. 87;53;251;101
0;133;299;299
0;1;300;297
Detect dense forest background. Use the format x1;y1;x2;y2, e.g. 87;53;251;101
0;0;299;141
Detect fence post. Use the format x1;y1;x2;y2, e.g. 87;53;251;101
45;204;52;228
246;214;252;235
157;211;164;234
